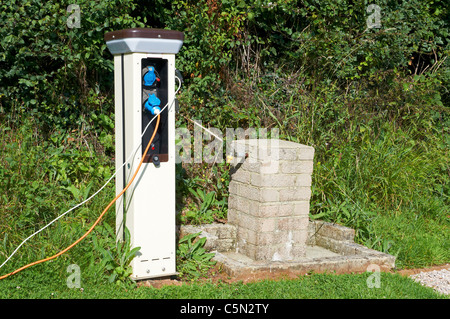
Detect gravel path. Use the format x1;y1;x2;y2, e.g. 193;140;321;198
408;267;450;296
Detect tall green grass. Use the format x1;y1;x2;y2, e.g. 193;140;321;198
0;118;117;278
309;122;449;267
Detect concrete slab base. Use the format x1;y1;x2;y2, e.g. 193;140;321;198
214;245;394;277
179;220;396;278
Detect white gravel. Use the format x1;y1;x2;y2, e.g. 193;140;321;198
409;268;450;296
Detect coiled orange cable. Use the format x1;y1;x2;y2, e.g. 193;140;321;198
0;114;160;280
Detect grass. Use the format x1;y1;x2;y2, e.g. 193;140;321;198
372;213;449;268
0;264;447;299
308;119;449;269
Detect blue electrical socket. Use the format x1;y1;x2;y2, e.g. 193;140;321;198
144;94;161;115
144;66;156;86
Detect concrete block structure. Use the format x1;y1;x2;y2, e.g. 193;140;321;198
227;139;315;261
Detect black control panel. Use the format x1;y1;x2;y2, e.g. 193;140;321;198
141;58;169;163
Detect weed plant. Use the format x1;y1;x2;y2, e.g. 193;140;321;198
0;116;117;281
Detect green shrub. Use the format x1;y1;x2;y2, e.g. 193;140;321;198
0;0;143;130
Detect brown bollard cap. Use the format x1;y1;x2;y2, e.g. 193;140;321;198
105;28;184;42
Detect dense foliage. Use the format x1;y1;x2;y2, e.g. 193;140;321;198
0;0;448;285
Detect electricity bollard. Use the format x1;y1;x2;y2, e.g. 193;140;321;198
105;28;184;280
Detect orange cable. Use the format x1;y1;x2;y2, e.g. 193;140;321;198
0;114;161;280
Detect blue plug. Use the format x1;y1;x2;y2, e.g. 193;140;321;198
144;66;156;86
144;94;161;115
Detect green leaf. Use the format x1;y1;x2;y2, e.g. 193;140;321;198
310;212;327;220
179;231;201;244
125;246;141;265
